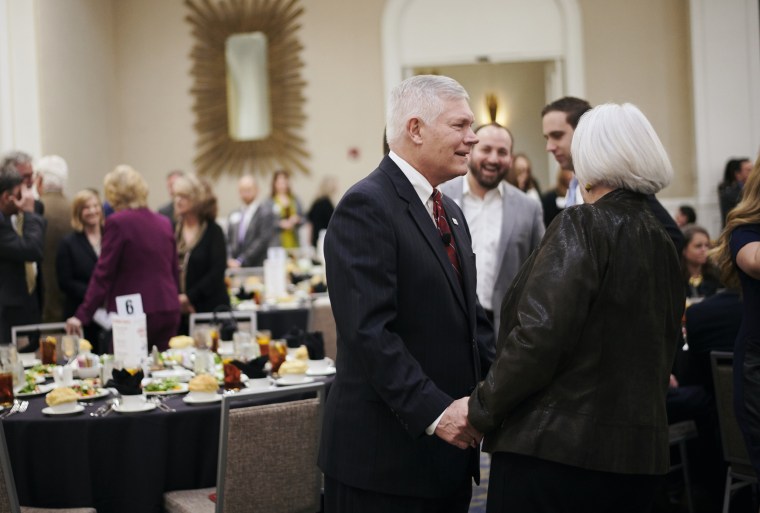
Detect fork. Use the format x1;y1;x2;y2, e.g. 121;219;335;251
1;400;20;419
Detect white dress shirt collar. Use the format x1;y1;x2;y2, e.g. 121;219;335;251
389;151;434;208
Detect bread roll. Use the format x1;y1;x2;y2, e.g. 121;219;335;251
45;387;79;407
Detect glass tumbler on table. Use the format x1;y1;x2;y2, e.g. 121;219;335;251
0;348;14;407
61;335;79;365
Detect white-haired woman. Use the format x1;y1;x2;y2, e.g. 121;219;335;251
467;103;685;512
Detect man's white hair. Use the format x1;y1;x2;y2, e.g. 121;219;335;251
35;154;69;192
385;75;469;148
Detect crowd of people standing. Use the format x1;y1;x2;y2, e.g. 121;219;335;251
1;71;758;512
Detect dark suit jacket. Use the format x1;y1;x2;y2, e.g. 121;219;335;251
226;202;276;266
318;155;494;498
184;221;229;313
75;208;180;322
0;211;45;307
56;231;98;318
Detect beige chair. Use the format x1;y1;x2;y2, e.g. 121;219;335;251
164;382;324;513
0;421;96;513
308;296;337;362
10;323;67;355
710;351;758;513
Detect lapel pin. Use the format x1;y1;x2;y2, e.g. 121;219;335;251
451;217;459;226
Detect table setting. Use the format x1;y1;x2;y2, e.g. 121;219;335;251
1;325;335;513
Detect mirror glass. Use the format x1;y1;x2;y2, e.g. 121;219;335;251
225;32;271;141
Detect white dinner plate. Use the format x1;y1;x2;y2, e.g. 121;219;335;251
183;394;222;404
73;388;110;401
151;368;194;382
42;405;85;416
306;367;336;377
113;402;157;414
15;383;54;398
21;357;41;368
144;383;189;396
275;376;315;386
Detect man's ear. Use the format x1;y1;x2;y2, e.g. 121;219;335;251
407;117;423;144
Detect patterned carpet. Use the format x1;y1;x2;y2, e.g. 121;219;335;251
469;451;490;513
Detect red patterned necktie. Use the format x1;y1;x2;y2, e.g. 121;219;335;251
432;189;463;288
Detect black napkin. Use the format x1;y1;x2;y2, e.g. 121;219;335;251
107;368;144;395
304;331;325;360
232;356;269;379
283;327;306;349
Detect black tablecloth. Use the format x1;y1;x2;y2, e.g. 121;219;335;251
3;375;333;513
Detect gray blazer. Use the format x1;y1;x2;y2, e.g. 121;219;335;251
440;176;545;334
226;202;276;267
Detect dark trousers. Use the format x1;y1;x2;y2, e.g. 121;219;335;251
324;475;472;513
486;452;661;513
0;295;41;349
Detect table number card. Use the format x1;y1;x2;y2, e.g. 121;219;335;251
112;294;147;368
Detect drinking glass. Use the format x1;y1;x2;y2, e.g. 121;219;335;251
0;347;14;407
61;335;78;365
256;330;271;356
40;336;57;365
268;340;287;375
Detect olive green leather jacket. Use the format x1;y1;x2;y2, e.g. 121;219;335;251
468;189;685;475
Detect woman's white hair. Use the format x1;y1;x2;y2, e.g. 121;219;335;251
385;75;469;148
571;103;673;195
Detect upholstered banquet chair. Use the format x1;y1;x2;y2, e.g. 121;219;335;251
0;424;96;513
710;351;758;513
164;382;324;513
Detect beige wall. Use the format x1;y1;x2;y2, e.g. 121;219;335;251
33;0;695;214
580;0;695;197
35;0;119;198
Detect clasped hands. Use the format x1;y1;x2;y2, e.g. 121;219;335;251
435;397;482;450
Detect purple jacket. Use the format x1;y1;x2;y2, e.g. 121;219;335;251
76;208;180;323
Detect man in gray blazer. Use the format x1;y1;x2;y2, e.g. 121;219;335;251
441;123;544;335
226;175;275;267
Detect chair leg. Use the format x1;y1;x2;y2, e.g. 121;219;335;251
679;440;695;513
724;467;733;513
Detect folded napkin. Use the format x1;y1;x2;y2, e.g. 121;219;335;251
283;327;306;349
107;368;144;395
304;331;325;360
232;355;269;379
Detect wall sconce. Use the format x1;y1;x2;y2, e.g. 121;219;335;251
485;93;499;123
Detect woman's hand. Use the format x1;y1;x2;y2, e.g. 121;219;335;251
179;294;196;314
65;316;83;336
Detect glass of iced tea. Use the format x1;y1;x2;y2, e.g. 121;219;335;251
268;340;287;375
256;330;271;357
0;348;14;407
40;336;57;365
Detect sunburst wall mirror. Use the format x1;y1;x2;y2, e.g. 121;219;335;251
185;0;309;178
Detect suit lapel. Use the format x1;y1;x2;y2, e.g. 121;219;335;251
381;159;468;314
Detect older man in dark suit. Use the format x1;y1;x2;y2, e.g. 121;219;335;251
0;164;45;345
319;75;494;513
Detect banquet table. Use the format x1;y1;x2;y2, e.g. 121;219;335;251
3;375;333;513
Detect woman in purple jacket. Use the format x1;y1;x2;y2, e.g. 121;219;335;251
65;165;181;351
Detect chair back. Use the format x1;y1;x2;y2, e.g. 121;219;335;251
257;307;311;339
0;422;22;513
189;312;256;338
710;351;757;476
216;382;324;513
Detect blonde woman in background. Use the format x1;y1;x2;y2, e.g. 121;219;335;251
268;169;303;249
172;173;229;334
65;165;181;351
56;189;104;350
713;157;760;476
